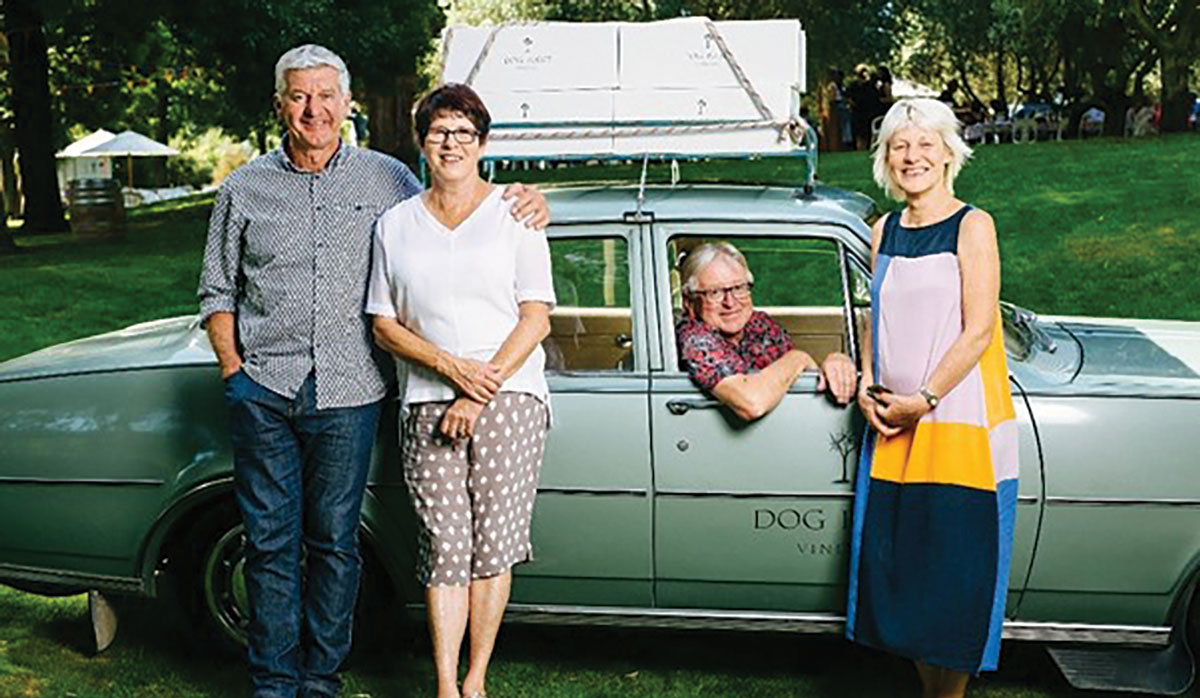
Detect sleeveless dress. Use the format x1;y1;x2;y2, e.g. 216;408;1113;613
845;206;1019;673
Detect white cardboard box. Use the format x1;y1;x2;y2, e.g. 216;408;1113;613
618;18;804;90
478;89;614;157
441;23;620;91
614;85;795;123
441;17;808;158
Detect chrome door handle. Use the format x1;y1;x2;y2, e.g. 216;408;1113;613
666;398;722;415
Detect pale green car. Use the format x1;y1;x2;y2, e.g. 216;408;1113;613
1;184;1199;694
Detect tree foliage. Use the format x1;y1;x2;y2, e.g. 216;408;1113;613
2;0;1197;243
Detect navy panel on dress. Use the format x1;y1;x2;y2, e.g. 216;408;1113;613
853;479;999;673
879;206;971;259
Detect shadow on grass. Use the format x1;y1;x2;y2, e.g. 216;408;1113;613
350;621;1140;698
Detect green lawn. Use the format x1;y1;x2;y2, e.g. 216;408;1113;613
1;134;1199;697
0;584;1134;698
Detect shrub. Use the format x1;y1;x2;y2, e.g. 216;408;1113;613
168;129;256;188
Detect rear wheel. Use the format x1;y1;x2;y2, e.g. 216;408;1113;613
163;500;248;655
163;498;403;656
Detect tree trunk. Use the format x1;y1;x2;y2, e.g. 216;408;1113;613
0;188;14;254
153;77;171;187
0;121;20;219
1158;52;1191;132
367;92;399;159
5;0;66;233
1127;0;1197;132
394;73;418;169
994;50;1006;109
155;76;171;144
367;71;420;171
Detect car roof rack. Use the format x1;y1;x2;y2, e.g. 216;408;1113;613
477;117;819;195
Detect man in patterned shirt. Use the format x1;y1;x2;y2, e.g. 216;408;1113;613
677;242;857;421
197;45;548;698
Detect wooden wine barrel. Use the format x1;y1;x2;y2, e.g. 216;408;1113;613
68;178;125;237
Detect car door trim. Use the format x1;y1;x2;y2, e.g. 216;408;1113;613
1046;496;1200;507
654;490;1040;501
537;487;648;496
485;604;1172;646
0;476;165;487
656;489;854;499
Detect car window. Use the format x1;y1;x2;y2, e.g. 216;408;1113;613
545;236;635;372
667;235;850;369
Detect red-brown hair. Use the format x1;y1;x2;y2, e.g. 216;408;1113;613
414;83;491;145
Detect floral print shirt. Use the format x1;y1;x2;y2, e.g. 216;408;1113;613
676;310;795;392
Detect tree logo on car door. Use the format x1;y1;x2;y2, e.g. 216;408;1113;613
829;429;857;484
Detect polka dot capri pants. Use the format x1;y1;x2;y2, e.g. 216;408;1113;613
402;392;548;587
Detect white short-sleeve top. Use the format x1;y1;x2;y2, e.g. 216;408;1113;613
365;187;556;407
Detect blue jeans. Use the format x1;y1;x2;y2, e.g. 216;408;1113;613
225;371;382;698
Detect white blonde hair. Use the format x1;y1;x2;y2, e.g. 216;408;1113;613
872;98;973;201
680;242;754;294
275;44;350;97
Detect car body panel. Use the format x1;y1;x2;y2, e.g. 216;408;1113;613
0;184;1198;662
0;365;227;580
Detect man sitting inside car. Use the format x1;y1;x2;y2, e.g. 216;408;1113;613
677;242;857;420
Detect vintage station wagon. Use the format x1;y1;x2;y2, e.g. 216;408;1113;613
1;183;1199;694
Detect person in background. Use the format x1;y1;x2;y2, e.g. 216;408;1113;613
846;98;1018;698
937;79;959;109
820;67;847;153
849;63;882;151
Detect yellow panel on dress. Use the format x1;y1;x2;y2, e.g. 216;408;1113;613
870;421;997;492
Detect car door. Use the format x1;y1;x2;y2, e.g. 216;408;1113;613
648;223;864;613
510;223;656;607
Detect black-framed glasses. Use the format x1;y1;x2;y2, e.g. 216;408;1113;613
692;281;753;304
426;127;481;144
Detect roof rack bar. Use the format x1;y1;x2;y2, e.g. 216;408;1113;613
478;115;819;193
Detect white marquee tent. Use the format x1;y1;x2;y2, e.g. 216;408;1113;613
56;129;179;193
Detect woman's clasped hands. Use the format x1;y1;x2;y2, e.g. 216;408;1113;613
441;356;502;440
857;385;931;438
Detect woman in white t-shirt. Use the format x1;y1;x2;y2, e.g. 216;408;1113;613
366;83;555;698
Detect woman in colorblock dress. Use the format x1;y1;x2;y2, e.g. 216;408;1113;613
846;98;1018;698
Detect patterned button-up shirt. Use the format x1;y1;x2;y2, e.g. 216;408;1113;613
676;310;796;393
198;140;423;409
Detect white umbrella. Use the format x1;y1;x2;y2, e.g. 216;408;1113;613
56;129;116;158
74;130;180;187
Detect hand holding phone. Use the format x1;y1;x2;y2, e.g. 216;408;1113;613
865;383;893;404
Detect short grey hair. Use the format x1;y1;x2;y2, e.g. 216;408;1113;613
872;98;973;202
275;44;351;97
679;242;754;295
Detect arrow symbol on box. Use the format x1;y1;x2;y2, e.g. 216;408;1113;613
697;99;707;115
521;102;531;118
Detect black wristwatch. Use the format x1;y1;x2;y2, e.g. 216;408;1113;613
919;386;940;409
